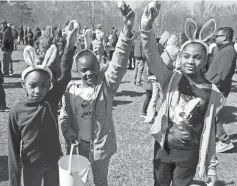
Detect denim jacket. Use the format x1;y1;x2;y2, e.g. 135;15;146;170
59;30;134;161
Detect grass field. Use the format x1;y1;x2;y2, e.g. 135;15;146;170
0;45;236;186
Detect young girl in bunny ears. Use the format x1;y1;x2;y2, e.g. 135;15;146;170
8;21;79;186
140;2;224;186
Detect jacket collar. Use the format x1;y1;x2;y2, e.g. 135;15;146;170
218;42;233;50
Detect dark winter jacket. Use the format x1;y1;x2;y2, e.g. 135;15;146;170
1;26;14;52
12;29;19;40
206;43;237;97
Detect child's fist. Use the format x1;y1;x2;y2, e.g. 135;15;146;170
118;1;135;30
141;1;161;31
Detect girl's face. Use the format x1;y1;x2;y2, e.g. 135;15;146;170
181;43;207;76
22;70;51;102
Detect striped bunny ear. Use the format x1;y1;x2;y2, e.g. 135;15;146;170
185;18;198;40
41;45;57;67
23;46;36;68
199;19;216;41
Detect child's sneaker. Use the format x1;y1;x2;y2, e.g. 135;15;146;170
216;141;234;153
140;112;146;119
0;106;10;112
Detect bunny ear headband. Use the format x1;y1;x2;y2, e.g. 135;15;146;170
181;18;216;54
22;45;57;81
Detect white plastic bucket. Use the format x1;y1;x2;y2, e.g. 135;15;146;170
58;143;90;186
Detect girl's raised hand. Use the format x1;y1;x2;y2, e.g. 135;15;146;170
118;1;135;37
141;1;161;31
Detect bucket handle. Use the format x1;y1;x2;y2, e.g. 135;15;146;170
68;142;79;174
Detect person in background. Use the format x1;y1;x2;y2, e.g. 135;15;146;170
11;26;18;50
1;20;14;76
34;27;41;42
53;26;58;38
95;24;105;45
0;63;9;112
19;26;24;45
141;64;153;117
162;34;180;69
157;30;170;55
24;26;28;45
27;27;34;47
0;28;2;47
206;27;236;154
133;33;146;86
108;27;118;61
234;37;237;53
206;35;218;72
128;32;135;69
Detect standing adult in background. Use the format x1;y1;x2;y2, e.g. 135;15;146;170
27;27;34;47
24;26;28;45
206;36;218;72
1;20;14;76
109;27;118;61
95;24;105;45
0;20;11;111
206;27;236;153
234;38;237;53
157;31;170;55
128;41;135;69
133;33;146;86
11;26;18;50
95;24;105;62
141;64;153;117
0;28;2;48
34;27;41;42
19;26;24;45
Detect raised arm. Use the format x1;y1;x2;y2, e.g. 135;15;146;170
47;21;79;103
8;110;21;186
105;1;135;94
140;1;173;90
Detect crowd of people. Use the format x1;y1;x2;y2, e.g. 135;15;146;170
0;1;236;186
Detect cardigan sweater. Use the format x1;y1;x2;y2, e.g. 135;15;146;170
140;28;224;178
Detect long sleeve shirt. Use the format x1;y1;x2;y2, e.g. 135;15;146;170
59;30;134;161
8;47;74;186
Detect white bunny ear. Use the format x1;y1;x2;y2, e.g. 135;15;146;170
185;18;198;40
23;46;36;67
199;19;216;41
41;45;57;67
